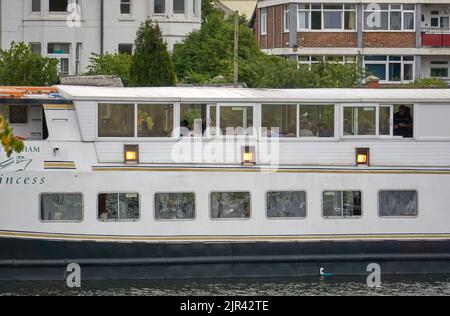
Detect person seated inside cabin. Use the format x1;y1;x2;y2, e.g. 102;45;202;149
179;120;191;137
140;121;152;137
394;106;413;138
300;122;315;137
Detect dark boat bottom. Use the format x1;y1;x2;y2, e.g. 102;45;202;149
1;238;450;280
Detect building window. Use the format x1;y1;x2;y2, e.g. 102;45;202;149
120;0;132;15
379;191;417;217
297;4;356;31
118;44;133;55
363;4;415;31
261;104;297;137
284;5;290;32
32;0;41;12
41;194;83;222
267;191;307;218
138;104;174;137
75;43;82;75
364;55;414;82
211;192;251;219
323;191;362;218
49;0;68;12
261;8;267;35
98;104;135;137
173;0;185;14
155;193;195;220
47;43;71;76
98;193;139;221
298;55;357;68
154;0;165;14
431;61;449;78
219;106;253;136
30;43;41;55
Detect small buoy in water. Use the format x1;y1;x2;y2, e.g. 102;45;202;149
320;267;334;277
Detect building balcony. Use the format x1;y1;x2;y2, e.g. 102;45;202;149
422;28;450;48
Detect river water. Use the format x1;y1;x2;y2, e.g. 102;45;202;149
0;275;449;296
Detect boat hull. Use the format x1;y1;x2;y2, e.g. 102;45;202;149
1;237;450;280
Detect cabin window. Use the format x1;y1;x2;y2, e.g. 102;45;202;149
300;105;334;137
155;193;195;220
261;104;297;137
98;103;135;137
178;104;208;137
219;106;253;136
379;190;417;217
40;193;83;222
210;192;251;219
393;104;413;138
98;193;139;221
343;106;376;136
267;191;307;218
138;104;174;137
323;191;362;218
0;105;28;124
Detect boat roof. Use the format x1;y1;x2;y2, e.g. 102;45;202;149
57;86;450;103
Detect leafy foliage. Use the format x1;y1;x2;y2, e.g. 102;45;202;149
0;116;24;157
129;20;176;87
86;53;132;86
172;12;365;88
407;78;448;88
0;42;58;86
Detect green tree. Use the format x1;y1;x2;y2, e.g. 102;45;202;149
0;42;58;86
86;53;132;86
173;13;364;88
129;20;176;87
0;116;24;157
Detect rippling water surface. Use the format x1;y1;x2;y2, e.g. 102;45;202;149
1;275;450;296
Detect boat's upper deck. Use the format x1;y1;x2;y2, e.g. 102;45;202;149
3;86;450;169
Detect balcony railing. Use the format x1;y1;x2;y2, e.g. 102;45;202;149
422;28;450;48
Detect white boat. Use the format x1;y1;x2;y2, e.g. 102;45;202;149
1;85;450;280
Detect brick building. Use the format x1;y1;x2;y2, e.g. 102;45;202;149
253;1;450;84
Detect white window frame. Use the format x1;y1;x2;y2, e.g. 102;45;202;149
261;8;267;35
363;56;415;83
297;4;356;32
40;193;84;223
120;0;132;16
284;5;290;33
48;0;69;13
363;4;415;32
173;0;186;15
430;61;449;78
215;104;256;139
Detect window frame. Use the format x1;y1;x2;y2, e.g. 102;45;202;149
5;105;29;125
322;190;363;219
154;192;197;221
120;0;133;16
284;5;290;33
39;192;84;223
364;55;415;83
209;191;252;221
265;190;308;220
260;103;337;141
297;4;356;32
154;0;166;15
378;190;419;218
97;192;141;222
261;8;267;35
215;103;256;139
363;4;416;32
173;0;186;14
96;102;177;141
